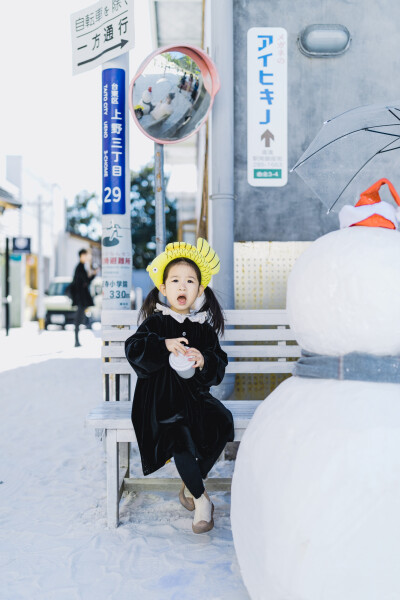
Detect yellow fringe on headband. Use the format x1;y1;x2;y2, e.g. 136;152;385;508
146;238;220;289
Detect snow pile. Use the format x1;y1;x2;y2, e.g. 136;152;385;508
0;324;248;600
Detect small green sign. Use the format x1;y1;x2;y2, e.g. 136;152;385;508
253;169;282;179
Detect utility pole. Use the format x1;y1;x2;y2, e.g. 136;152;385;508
27;195;52;331
4;238;10;336
37;196;45;330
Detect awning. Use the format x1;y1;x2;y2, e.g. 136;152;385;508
0;186;21;210
151;0;202;47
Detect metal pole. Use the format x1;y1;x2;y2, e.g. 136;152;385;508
37;195;45;330
154;142;166;254
209;0;235;311
209;0;235;401
5;237;10;336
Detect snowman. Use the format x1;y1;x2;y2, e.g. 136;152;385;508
231;178;400;600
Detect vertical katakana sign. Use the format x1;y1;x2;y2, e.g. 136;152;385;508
247;27;288;187
70;0;134;75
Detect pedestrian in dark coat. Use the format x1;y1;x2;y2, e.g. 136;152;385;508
71;248;97;347
125;239;234;534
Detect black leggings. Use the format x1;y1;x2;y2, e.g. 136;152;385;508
173;445;226;499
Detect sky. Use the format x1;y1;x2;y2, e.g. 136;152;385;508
0;0;155;201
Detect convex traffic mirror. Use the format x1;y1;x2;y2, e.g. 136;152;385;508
129;45;220;144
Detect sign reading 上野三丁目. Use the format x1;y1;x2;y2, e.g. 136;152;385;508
247;27;288;187
70;0;134;75
102;67;126;216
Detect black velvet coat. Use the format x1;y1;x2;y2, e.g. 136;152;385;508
125;312;234;476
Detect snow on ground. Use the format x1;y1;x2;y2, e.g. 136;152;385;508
0;324;249;600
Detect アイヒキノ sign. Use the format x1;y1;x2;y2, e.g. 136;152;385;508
70;0;134;75
247;27;288;187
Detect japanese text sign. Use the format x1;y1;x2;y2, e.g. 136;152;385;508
70;0;134;75
102;68;126;215
101;215;132;309
247;27;288;187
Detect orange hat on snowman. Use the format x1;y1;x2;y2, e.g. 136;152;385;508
339;178;400;229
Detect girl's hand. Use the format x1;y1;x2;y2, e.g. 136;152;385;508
165;338;189;356
187;347;204;369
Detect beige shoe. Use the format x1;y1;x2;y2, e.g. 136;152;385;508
192;491;214;534
179;482;195;511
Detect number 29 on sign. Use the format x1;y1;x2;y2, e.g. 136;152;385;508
104;186;121;203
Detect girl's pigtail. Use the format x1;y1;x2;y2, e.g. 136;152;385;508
200;286;225;335
138;287;166;324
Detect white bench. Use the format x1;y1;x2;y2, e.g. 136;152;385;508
86;309;300;527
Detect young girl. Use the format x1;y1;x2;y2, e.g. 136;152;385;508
125;239;234;534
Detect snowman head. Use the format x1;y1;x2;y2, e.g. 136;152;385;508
287;180;400;356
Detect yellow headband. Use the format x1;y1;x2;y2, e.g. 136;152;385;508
147;238;220;289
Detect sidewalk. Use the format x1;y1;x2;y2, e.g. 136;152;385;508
0;324;248;600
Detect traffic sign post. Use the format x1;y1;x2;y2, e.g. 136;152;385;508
71;0;133;310
101;55;132;310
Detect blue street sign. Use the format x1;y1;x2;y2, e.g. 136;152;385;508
12;237;31;253
102;68;126;215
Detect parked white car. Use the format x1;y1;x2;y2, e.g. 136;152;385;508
44;276;102;329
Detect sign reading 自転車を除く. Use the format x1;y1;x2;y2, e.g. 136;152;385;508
70;0;134;75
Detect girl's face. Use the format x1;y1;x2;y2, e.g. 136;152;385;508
160;263;204;314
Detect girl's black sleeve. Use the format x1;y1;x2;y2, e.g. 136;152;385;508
125;317;169;378
194;323;228;388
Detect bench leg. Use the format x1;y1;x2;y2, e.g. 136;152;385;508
106;430;119;528
119;442;130;478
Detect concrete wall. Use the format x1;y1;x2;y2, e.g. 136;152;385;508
233;0;400;241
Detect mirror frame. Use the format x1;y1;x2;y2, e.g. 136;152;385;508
128;44;220;144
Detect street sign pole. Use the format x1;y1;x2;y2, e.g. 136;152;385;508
37;195;46;330
71;0;135;311
101;53;132;310
154;143;166;254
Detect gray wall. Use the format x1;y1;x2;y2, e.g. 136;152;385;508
234;0;400;241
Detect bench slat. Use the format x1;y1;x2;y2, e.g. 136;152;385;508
102;361;294;375
102;344;301;359
101;309;290;327
102;330;135;341
86;399;262;430
123;477;232;492
102;311;139;325
102;328;297;343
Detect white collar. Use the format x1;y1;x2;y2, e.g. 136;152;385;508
155;303;207;324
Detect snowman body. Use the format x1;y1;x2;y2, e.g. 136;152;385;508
231;227;400;600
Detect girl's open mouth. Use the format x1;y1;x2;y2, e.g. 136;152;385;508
177;295;187;305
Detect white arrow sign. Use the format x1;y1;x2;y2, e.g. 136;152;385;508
70;0;134;75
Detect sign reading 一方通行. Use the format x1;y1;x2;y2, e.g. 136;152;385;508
247;27;287;187
70;0;134;75
102;67;126;216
